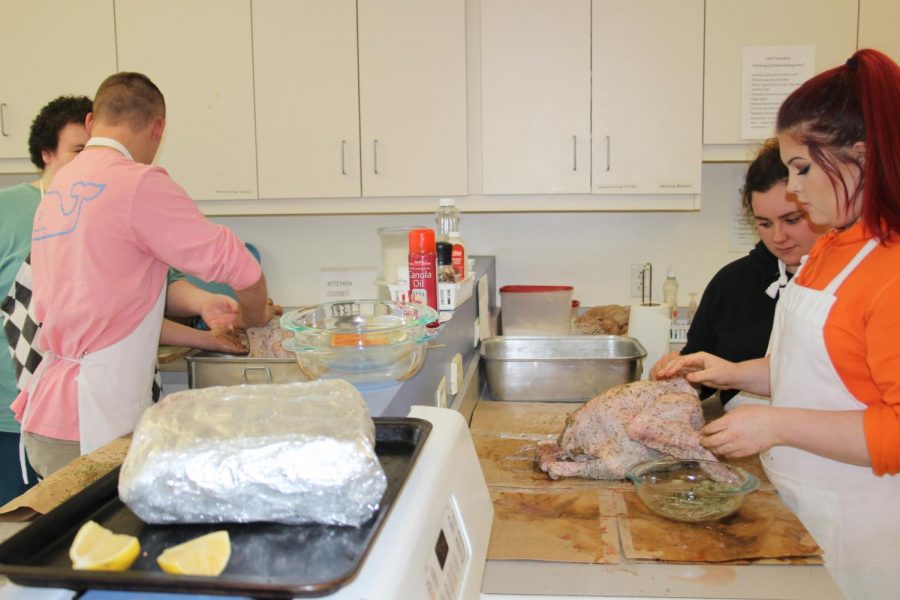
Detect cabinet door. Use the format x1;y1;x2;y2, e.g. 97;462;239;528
704;0;857;149
859;0;900;63
480;0;591;195
0;0;116;164
115;0;257;200
357;0;467;197
253;0;360;199
592;0;703;194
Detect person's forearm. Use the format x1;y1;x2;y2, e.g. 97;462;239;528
735;357;771;396
234;274;270;328
774;408;870;466
160;319;212;348
165;279;217;317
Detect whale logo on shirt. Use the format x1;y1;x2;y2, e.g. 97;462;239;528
32;181;106;242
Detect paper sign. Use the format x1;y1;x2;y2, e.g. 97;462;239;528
319;267;377;303
741;46;815;140
729;169;759;253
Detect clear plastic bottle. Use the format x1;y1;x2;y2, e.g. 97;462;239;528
662;268;679;318
434;197;460;242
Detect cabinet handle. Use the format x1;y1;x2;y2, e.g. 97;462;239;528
341;140;347;175
605;135;611;172
373;139;379;175
572;135;577;171
1;103;8;137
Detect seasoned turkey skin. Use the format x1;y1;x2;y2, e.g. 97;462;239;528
539;378;718;480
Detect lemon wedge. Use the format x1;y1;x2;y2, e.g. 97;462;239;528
157;530;231;576
69;520;141;571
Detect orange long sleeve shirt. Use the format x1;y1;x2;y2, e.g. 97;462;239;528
795;222;900;475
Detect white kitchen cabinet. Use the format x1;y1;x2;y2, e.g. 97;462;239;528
859;0;900;63
253;0;466;199
480;0;591;195
357;0;467;198
480;0;700;197
253;0;360;199
115;0;257;200
703;0;858;160
0;0;116;171
591;0;703;194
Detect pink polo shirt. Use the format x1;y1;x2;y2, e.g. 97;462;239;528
12;148;261;440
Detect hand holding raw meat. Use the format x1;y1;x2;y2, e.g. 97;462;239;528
198;294;241;330
656;353;772;397
701;405;780;458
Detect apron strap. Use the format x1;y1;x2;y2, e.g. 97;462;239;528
18;350;81;483
823;238;878;294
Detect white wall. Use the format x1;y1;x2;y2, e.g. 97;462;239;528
1;162;752;308
209;163;748;307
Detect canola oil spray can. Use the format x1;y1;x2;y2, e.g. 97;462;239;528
408;228;439;326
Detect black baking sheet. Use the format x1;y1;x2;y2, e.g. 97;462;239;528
0;417;431;599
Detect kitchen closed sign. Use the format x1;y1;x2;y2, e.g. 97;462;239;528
319;267;378;303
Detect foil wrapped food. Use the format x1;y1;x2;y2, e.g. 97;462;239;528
118;380;386;527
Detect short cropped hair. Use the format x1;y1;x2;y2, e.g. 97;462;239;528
741;138;789;218
93;72;165;132
27;95;93;170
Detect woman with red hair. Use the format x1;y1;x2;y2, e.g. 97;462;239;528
657;48;900;599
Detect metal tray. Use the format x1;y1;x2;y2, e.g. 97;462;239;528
480;335;646;402
0;418;431;599
185;351;308;388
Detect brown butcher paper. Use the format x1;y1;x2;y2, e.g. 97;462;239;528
0;436;130;521
488;488;620;563
618;489;822;563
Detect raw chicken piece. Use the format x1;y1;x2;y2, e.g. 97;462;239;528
244;319;293;359
538;378;717;480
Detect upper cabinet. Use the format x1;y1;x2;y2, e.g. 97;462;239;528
253;0;360;199
703;0;858;160
480;0;702;197
859;0;900;63
356;0;468;198
115;0;257;200
480;0;591;195
0;0;116;171
254;0;467;200
592;0;702;194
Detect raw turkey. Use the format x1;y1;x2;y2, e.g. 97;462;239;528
538;378;718;480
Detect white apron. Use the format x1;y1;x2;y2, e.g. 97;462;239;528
20;136;167;458
763;238;900;600
19;284;166;459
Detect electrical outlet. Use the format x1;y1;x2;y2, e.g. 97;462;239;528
631;263;645;297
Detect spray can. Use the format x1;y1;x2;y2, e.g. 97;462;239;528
408;228;439;325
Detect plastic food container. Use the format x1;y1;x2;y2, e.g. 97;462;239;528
280;300;438;383
626;459;760;523
480;335;646;401
499;285;574;335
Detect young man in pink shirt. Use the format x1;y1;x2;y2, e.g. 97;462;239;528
12;72;274;475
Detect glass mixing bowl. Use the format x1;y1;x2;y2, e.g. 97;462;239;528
626;459;759;523
280;300;438;383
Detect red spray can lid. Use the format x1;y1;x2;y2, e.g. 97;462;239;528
409;228;436;253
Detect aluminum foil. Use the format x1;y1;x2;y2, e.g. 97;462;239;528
119;380;386;527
